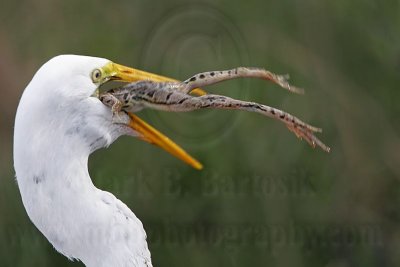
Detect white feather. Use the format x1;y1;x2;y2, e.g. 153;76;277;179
14;55;152;267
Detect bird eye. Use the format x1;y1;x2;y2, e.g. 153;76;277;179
91;69;102;83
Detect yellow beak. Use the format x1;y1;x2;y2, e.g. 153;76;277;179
127;113;203;170
102;62;203;170
102;62;207;95
109;62;179;83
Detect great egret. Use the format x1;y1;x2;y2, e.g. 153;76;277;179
14;55;201;267
14;55;327;267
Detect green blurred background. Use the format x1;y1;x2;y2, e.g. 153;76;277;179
1;0;399;266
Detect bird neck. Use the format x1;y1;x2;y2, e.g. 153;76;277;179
14;122;97;194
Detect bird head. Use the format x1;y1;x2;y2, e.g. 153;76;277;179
14;55;202;172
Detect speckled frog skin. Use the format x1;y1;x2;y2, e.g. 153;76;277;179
100;67;330;152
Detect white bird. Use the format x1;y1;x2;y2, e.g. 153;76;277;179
13;55;201;267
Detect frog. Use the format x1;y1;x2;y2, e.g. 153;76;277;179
100;67;330;152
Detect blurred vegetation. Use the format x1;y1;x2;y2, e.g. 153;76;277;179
1;0;400;266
